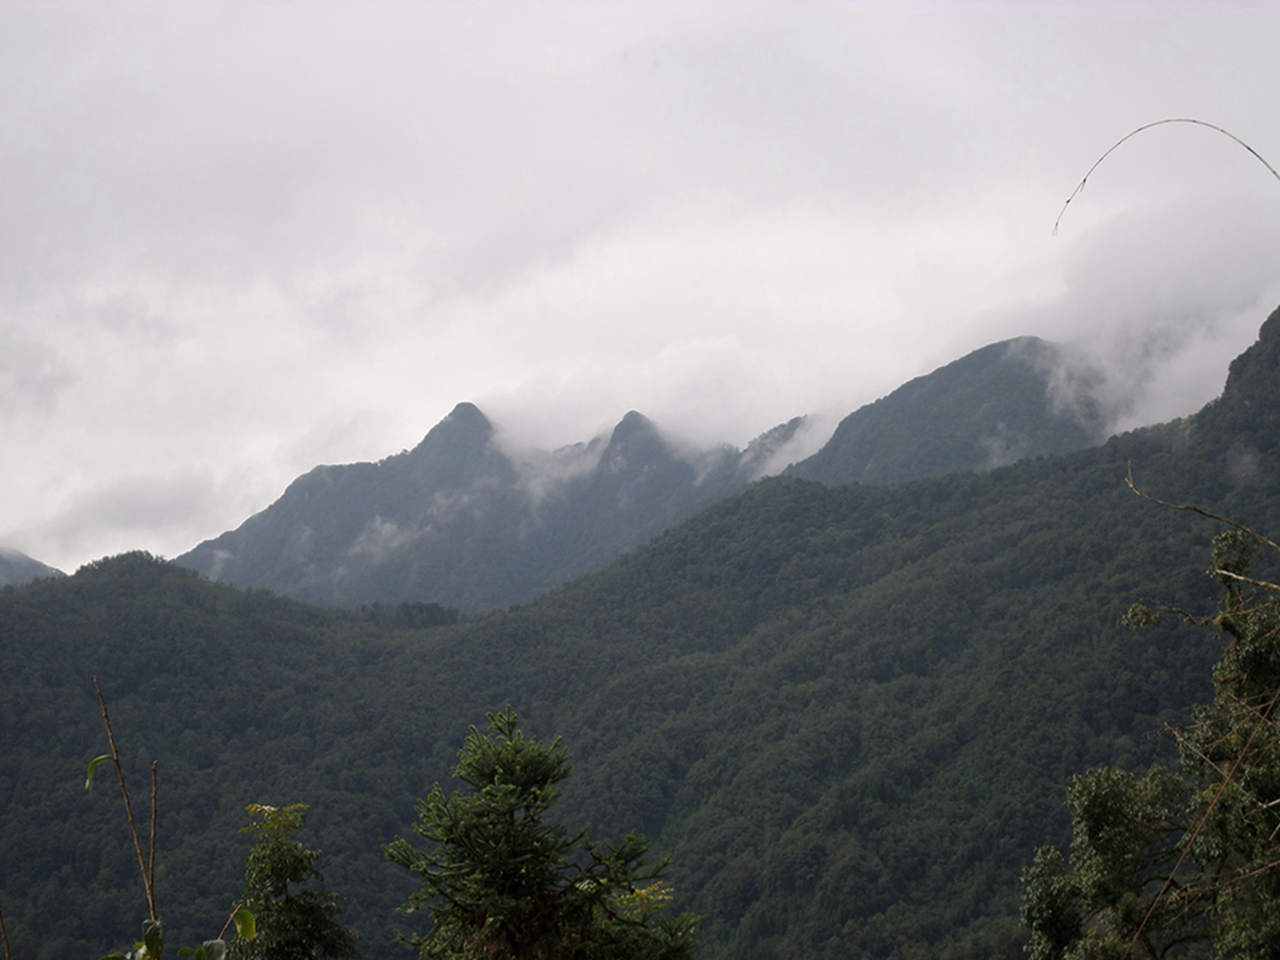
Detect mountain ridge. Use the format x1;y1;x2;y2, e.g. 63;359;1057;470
177;334;1112;611
177;406;787;610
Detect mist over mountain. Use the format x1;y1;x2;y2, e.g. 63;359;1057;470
788;336;1108;486
178;334;1112;611
0;547;64;587
176;404;806;611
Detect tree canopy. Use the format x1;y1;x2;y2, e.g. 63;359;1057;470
385;709;696;960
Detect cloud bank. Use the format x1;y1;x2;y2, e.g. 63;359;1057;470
3;1;1278;571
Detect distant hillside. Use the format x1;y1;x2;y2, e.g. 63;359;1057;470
178;335;1109;613
788;336;1107;485
0;547;63;587
177;405;804;611
6;306;1279;959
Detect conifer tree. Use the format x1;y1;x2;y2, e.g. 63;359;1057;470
386;709;696;960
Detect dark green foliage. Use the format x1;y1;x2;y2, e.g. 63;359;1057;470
357;603;459;629
230;803;356;960
386;709;696;960
1023;529;1280;959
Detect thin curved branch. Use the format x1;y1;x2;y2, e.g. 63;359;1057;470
1126;463;1280;553
1212;569;1280;593
94;677;158;923
1055;118;1280;234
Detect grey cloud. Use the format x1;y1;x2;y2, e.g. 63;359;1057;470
14;469;225;570
996;190;1280;435
499;438;608;511
0;332;75;415
4;0;1279;572
207;548;233;581
347;515;418;565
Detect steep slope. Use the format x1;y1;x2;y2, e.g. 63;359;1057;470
5;307;1279;959
788;336;1107;485
0;547;64;586
177;405;804;611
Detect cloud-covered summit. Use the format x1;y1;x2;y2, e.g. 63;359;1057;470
176;405;809;611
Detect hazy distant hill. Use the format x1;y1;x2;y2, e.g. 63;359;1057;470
177;405;805;611
5;307;1279;959
788;336;1107;485
0;547;63;587
178;336;1107;612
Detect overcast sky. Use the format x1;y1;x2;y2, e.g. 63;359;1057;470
4;1;1280;573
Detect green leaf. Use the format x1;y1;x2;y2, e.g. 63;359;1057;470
200;940;227;960
85;753;112;791
142;919;165;958
232;907;256;941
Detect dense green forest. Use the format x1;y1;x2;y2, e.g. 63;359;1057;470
3;307;1279;958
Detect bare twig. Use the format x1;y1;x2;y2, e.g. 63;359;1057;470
217;905;244;941
1126;463;1280;553
1055;118;1280;234
0;902;12;960
149;761;158;907
93;677;158;922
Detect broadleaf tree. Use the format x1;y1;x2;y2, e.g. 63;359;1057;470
385;708;697;960
1023;529;1280;959
228;803;357;960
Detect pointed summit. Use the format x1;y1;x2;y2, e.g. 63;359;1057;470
407;402;498;476
446;400;489;427
603;411;670;472
608;410;656;443
404;401;513;491
415;401;492;449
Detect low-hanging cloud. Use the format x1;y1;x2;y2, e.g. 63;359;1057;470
1005;190;1280;435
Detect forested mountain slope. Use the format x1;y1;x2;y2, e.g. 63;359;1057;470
4;308;1278;959
787;336;1107;485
